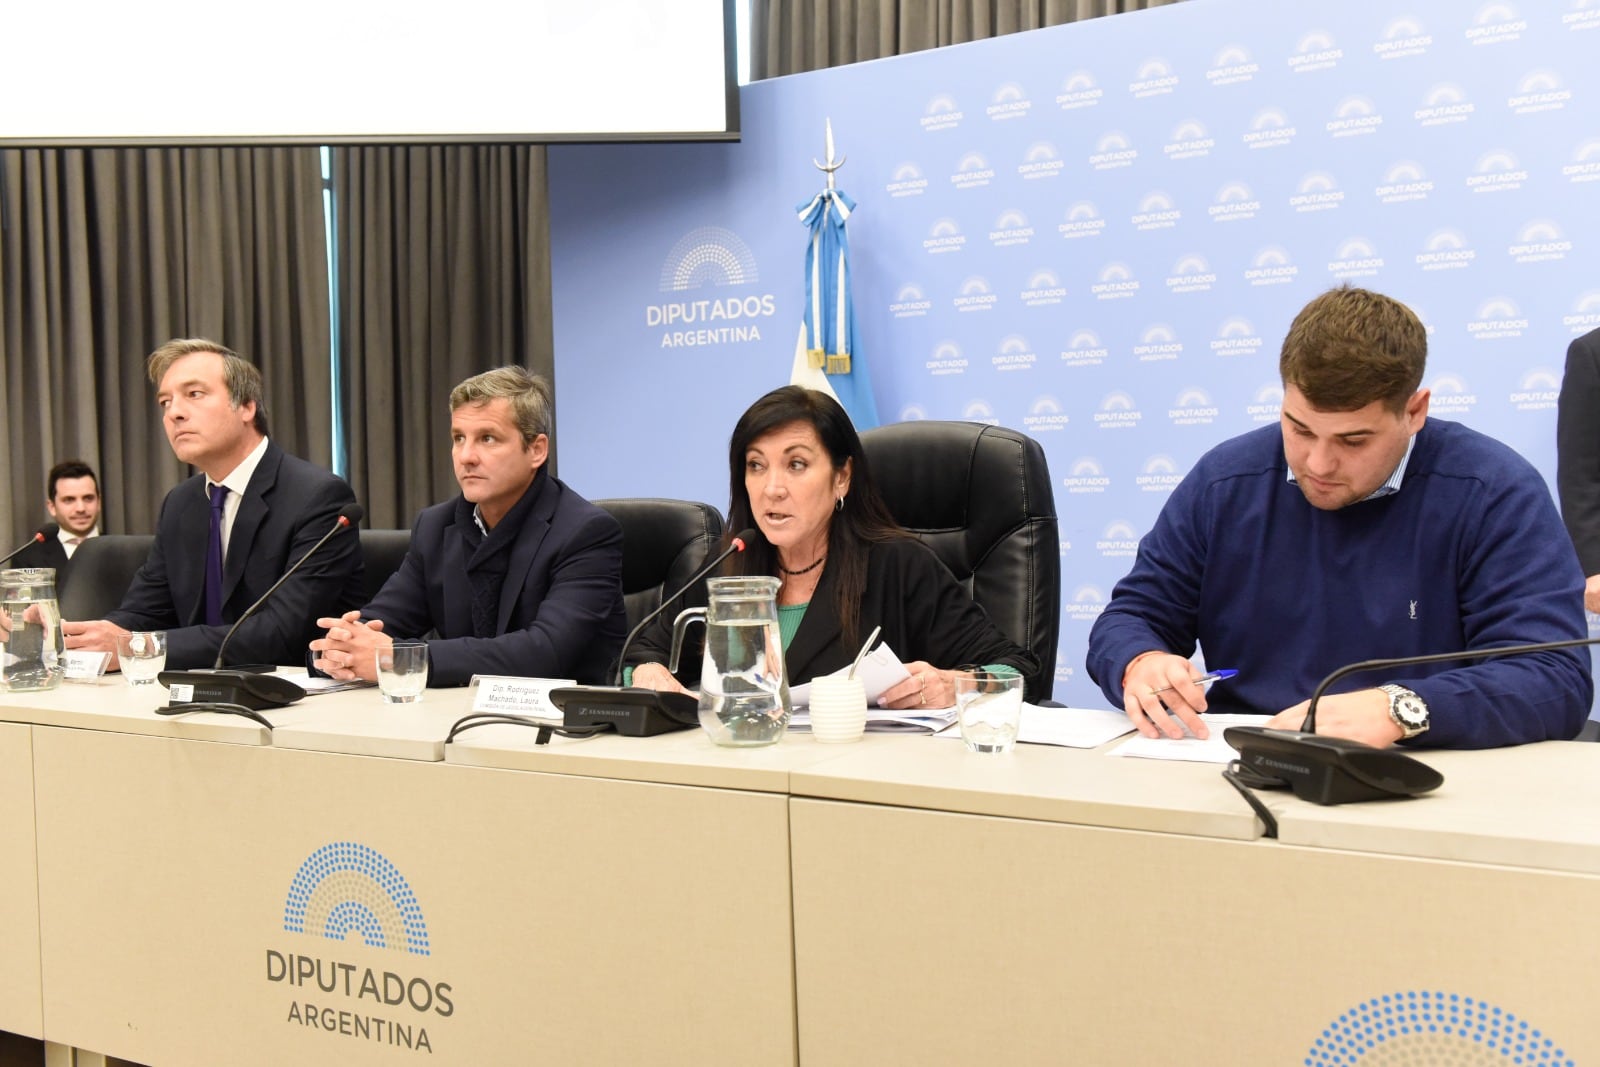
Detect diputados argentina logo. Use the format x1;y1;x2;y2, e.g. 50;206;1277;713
648;227;777;349
268;842;452;1054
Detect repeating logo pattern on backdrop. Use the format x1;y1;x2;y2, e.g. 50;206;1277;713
549;0;1600;709
849;0;1597;707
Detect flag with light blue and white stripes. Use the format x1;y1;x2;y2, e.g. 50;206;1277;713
790;187;878;429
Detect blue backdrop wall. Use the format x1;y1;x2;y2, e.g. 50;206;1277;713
549;0;1600;708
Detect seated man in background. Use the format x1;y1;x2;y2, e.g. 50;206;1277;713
310;366;628;687
1087;285;1591;749
63;339;364;669
14;459;103;571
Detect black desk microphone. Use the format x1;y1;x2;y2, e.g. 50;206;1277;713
1223;635;1600;821
548;528;756;737
160;504;364;712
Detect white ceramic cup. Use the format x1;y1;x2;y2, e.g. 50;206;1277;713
808;675;868;743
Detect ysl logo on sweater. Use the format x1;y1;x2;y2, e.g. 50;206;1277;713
1409;600;1418;620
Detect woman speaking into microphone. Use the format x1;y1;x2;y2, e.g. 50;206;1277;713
627;386;1034;709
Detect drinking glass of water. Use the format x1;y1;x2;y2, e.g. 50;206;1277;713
116;631;167;687
955;672;1024;754
376;639;429;703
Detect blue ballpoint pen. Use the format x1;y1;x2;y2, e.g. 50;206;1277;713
1148;668;1238;696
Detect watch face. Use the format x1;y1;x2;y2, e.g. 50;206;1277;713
1394;697;1428;728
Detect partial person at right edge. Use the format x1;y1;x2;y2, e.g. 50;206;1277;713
309;367;628;687
624;386;1037;707
1087;285;1591;750
1557;325;1600;616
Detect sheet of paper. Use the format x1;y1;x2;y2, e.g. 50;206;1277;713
1106;713;1266;763
791;706;957;733
930;704;1136;748
790;644;913;708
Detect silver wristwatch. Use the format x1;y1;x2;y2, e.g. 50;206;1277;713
1379;684;1430;740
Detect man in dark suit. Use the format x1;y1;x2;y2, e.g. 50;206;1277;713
14;460;103;573
1558;326;1600;615
62;339;364;669
310;366;627;687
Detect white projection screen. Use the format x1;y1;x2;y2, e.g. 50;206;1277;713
0;0;737;145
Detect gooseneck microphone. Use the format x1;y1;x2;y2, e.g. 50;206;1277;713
1223;635;1600;822
212;503;365;669
0;523;60;567
609;528;755;686
160;503;364;713
543;529;756;739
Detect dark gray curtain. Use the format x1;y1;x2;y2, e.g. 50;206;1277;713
752;0;1182;78
0;147;332;547
333;145;552;531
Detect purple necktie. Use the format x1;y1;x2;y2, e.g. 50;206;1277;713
205;483;228;626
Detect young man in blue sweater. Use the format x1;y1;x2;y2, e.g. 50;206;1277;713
1087;286;1592;749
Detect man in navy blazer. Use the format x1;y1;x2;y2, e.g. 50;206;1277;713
309;366;627;687
63;340;364;669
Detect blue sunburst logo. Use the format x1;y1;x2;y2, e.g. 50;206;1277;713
1307;990;1570;1064
284;842;429;956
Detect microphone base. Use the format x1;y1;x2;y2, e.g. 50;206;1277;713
1223;726;1444;806
159;670;305;711
548;686;699;737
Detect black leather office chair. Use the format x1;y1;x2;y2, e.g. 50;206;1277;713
57;535;156;620
358;529;413;606
594;499;724;632
859;421;1061;702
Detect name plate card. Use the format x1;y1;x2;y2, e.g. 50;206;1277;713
469;676;573;717
63;650;111;682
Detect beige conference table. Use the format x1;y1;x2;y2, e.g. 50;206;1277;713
0;721;43;1044
8;677;1598;1065
0;679;842;1067
2;677;1262;1066
788;736;1600;1066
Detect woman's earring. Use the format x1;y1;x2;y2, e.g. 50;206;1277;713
835;495;845;512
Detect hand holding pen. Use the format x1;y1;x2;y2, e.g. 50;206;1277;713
1147;668;1237;696
1120;652;1240;740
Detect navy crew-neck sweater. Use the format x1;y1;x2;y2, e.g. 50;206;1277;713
1087;419;1591;748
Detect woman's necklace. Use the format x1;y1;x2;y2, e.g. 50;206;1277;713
777;554;826;576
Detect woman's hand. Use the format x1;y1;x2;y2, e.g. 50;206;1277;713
877;661;963;710
630;662;690;695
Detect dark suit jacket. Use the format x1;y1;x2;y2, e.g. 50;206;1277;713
12;533;69;575
363;472;628;687
106;442;365;668
630;536;1037;687
1558;326;1600;575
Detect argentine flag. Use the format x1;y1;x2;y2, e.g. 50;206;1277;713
790;188;878;429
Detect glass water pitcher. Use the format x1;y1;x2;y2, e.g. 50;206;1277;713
669;576;790;746
1;567;64;692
